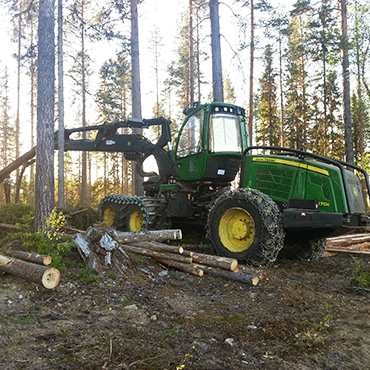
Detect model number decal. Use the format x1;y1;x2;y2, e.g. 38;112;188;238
319;201;330;207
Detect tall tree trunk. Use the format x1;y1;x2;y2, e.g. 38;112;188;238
80;0;89;204
34;0;55;232
196;3;201;102
131;0;143;196
57;0;65;208
210;0;223;102
189;0;194;104
14;1;22;203
339;0;354;164
354;4;364;160
29;19;36;201
248;0;254;146
278;35;284;147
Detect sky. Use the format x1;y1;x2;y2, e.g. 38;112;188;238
0;0;294;155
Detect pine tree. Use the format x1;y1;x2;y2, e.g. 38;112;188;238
257;45;280;146
284;4;312;150
350;1;370;163
307;0;343;158
34;0;55;231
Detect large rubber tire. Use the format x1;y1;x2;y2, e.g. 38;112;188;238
279;238;327;261
206;188;285;267
101;202;144;232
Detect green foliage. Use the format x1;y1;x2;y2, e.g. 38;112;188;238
352;259;370;288
121;298;135;307
166;324;180;336
65;207;100;230
43;208;65;242
19;315;35;325
257;44;281;146
0;204;34;234
78;268;102;284
315;301;333;330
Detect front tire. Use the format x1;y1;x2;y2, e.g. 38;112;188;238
206;188;285;267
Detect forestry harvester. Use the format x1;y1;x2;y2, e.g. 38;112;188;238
3;102;370;266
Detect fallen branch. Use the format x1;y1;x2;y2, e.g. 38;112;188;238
0;223;21;230
63;225;86;234
154;258;204;277
117;229;182;243
10;251;52;265
193;263;260;285
64;208;89;218
0;254;60;289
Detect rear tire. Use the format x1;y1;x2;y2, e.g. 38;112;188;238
206;188;285;267
279;238;327;261
101;202;144;232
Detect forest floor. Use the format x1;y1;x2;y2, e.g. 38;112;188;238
1;241;370;370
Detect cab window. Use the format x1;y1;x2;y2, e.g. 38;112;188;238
176;110;203;158
209;113;242;153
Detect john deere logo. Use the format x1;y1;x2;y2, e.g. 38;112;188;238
353;187;359;197
189;160;199;173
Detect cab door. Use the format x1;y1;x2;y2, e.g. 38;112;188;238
173;109;207;180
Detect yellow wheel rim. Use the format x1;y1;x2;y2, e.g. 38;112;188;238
130;210;144;232
219;207;255;253
103;206;115;226
283;239;300;250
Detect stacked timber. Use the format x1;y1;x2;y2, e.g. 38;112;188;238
326;233;370;255
0;252;59;289
73;226;264;285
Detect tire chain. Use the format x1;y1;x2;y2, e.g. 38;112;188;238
206;188;285;266
99;194;161;230
307;238;327;260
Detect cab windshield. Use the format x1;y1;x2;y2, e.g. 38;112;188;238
208;113;242;153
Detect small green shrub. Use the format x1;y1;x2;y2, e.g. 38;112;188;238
121;298;135;307
79;268;101;284
352;260;370;288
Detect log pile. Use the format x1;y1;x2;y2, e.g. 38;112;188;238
0;252;60;289
73;226;264;285
326;233;370;255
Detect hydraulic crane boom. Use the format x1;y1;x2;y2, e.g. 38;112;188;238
0;116;176;184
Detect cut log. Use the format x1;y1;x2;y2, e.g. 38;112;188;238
234;265;267;280
193;263;260;285
117;229;182;243
326;246;370;255
182;250;238;271
0;255;60;289
122;245;192;264
11;251;52;265
130;241;184;254
154;258;203;277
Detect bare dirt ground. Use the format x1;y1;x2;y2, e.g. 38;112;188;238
1;243;370;370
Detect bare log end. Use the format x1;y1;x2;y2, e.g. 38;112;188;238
0;255;13;267
42;256;52;265
42;268;61;289
230;259;238;271
251;276;260;286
